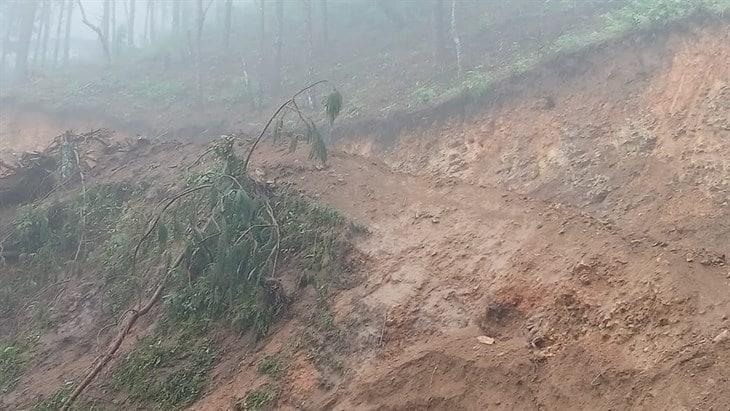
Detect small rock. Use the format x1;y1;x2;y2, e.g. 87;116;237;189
712;329;729;343
477;336;495;345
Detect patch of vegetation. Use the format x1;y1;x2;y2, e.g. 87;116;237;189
33;382;75;410
238;385;277;411
165;136;351;337
552;0;730;54
256;355;285;379
298;290;348;374
2;182;140;322
32;381;101;410
416;0;730;106
0;339;34;394
111;331;216;409
12;184;131;277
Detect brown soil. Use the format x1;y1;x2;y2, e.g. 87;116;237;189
2;20;729;411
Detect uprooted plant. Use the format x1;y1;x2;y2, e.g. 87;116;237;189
58;81;343;410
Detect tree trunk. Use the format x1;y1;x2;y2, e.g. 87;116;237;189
195;0;212;104
15;0;39;82
450;0;462;80
321;0;328;46
273;0;283;96
432;0;446;60
149;0;155;43
257;0;265;108
63;0;73;66
128;0;135;48
77;0;111;64
2;3;17;71
40;0;52;67
111;0;116;56
102;0;110;48
142;0;149;44
172;0;180;33
223;0;232;49
304;0;314;107
53;0;65;66
33;1;49;65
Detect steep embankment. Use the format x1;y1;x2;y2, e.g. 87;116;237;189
231;20;729;409
1;19;728;411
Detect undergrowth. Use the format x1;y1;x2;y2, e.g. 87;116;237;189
0;336;37;394
110;329;216;409
412;0;730;104
9;86;352;409
237;385;277;411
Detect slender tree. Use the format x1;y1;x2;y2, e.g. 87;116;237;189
15;0;39;81
128;0;135;48
53;0;65;66
63;0;73;66
77;0;111;63
102;0;110;48
223;0;232;49
194;0;214;103
2;2;17;71
172;0;180;33
257;0;265;107
111;0;116;56
273;0;284;96
142;0;149;44
450;0;462;79
33;0;50;65
40;0;52;66
321;0;328;46
432;0;446;60
304;0;315;107
149;0;155;43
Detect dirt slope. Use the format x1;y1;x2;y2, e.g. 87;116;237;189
1;19;729;411
196;21;729;410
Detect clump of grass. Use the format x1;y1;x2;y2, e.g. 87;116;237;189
256;355;284;379
238;385;277;411
33;381;75;410
1;341;30;394
110;331;216;409
552;0;730;54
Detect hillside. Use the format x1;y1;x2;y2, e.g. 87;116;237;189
1;5;730;411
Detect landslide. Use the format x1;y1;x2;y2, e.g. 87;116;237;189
1;17;729;411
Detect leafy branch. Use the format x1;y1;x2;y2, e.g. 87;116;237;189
243;80;342;171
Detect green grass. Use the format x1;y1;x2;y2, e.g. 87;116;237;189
4;183;142;321
408;0;730;106
111;331;216;409
1;341;30;394
238;385;277;411
256;355;285;379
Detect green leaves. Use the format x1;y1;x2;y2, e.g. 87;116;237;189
324;89;342;125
